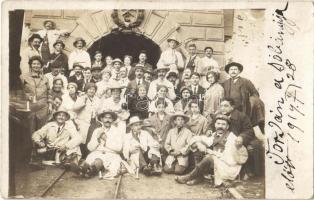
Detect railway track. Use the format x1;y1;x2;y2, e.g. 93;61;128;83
37;168;244;199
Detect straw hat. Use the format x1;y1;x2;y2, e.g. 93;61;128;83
170;111;190;123
97;110;118;122
73;37;86;47
167;36;181;45
127;116;143;128
53;108;70;121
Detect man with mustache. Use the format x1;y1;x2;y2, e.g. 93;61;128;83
222;62;260;118
20;34;43;74
68;37;91;74
77;110;124;179
175;114;248;187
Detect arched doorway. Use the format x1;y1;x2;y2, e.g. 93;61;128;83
88;32;161;67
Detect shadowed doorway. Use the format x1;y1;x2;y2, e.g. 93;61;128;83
88;32;161;67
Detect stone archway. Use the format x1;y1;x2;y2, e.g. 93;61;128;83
61;10;226;67
87;32;161;66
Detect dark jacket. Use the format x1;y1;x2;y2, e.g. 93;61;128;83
125;79;150;96
223;77;259;117
128;62;153;80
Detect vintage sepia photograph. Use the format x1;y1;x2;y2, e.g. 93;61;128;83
3;3;311;198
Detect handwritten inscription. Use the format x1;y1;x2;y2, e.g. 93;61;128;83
266;2;303;193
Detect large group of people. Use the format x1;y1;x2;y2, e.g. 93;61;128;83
18;19;265;187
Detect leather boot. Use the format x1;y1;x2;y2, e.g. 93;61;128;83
175;167;201;184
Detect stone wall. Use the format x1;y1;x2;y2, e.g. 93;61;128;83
224;9;267;98
22;10;232;68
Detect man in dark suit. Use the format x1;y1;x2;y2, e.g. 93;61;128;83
217;98;263;178
125;64;150;96
68;64;85;92
188;72;206;113
128;50;153;80
223;62;260;118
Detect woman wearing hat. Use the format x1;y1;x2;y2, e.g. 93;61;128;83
31;109;82;166
68;37;91;72
20;56;51;130
174;86;192;114
127;84;150;119
164;111;193;175
20;34;43;74
157;36;184;73
148;84;175;115
110;58;123;81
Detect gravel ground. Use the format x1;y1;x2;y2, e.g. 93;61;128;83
14;165;264;199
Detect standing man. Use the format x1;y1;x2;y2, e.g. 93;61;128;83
128;50;153;80
188;72;206;113
68;37;91;72
222;62;260;117
197;47;219;87
164;111;193;175
157;36;184;73
185;43;200;73
47;40;68;76
126;65;150;96
147;65;176;101
20;34;43;74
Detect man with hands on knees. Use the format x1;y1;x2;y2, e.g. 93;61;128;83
123;116;162;177
164;111;193;175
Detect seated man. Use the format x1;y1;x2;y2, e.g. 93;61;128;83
77;110;124;179
31;109;82;167
175;114;248;187
164;111;193;175
123;116;162;177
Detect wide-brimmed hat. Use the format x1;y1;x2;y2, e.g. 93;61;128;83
73;37;86;47
53;39;65;49
224;62;243;73
170;111;190;123
108;81;125;90
127;116;143;128
214;114;231;124
143;67;154;75
167;36;180;45
43;20;56;28
112;58;123;65
28;34;43;43
97;110;118;122
155;65;170;73
142;119;153;128
53;109;70;121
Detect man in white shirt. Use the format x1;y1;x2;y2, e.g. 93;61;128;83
20;34;43;74
37;20;69;54
45;63;68;89
197;47;220;87
185;43;201;73
147;65;176;101
68;37;91;73
157;36;184;73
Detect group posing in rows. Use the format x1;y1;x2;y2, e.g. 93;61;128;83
19;20;265;187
